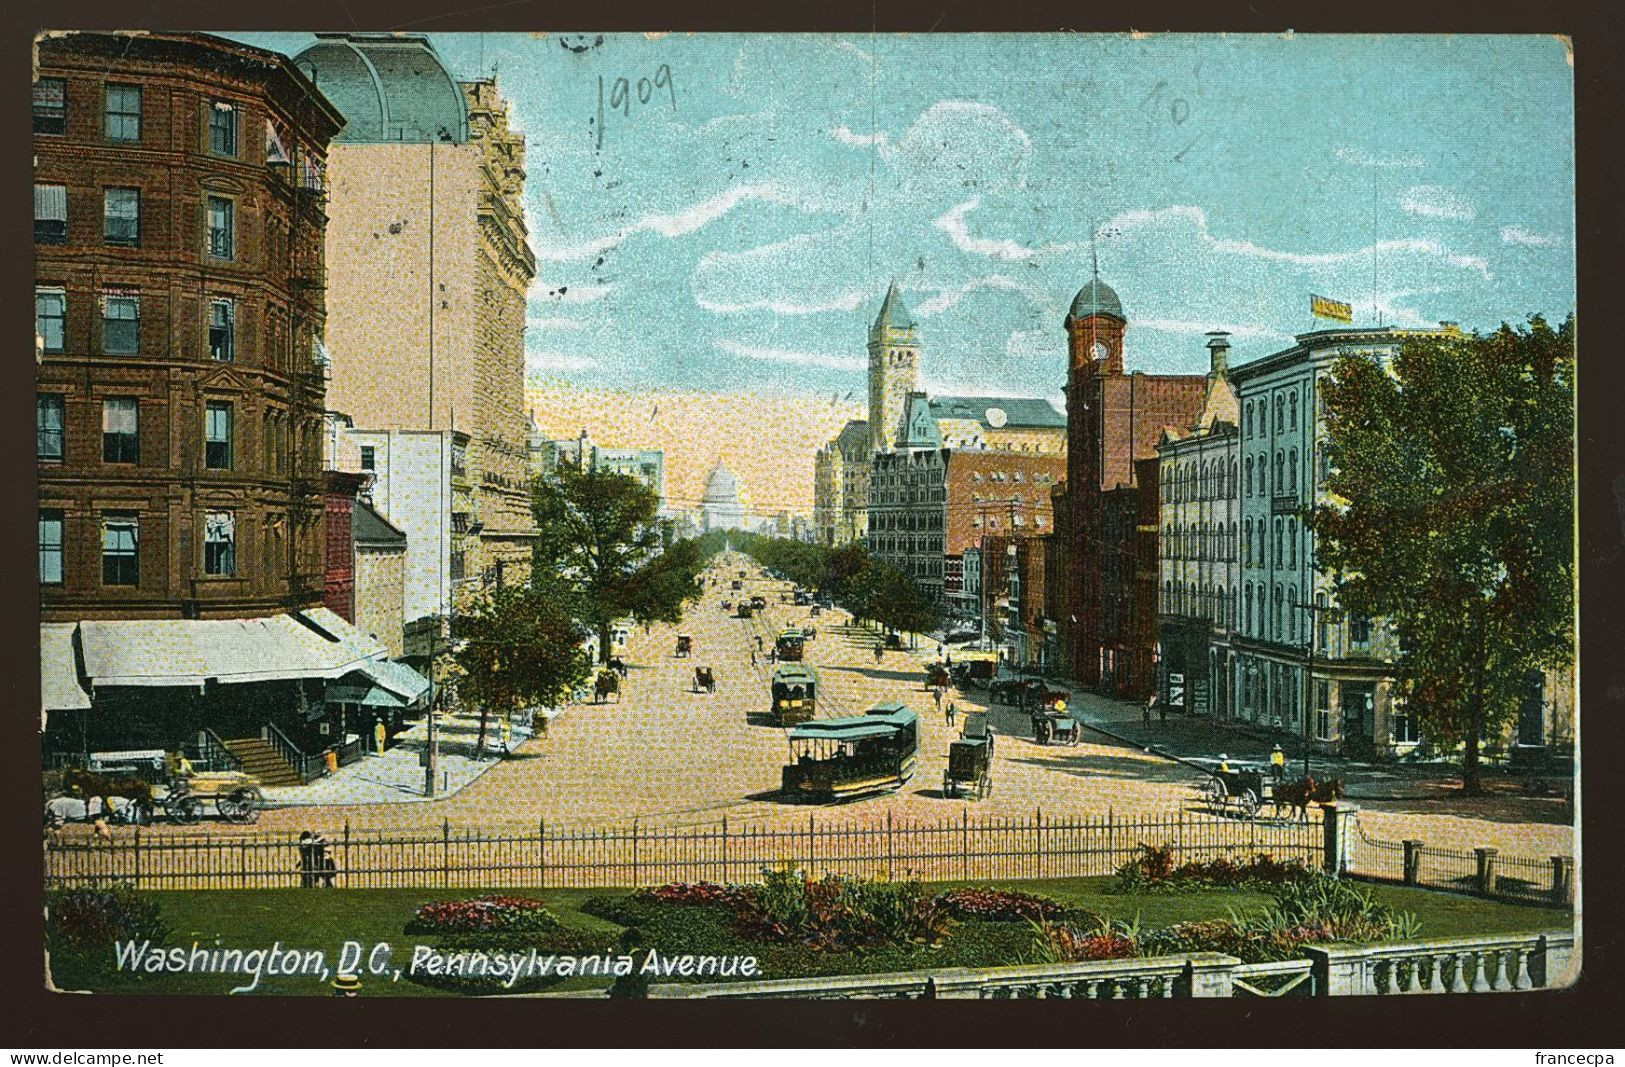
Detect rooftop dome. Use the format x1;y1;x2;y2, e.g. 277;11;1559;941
1066;276;1125;324
292;33;469;144
703;463;742;504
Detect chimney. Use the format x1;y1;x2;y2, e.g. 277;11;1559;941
1205;331;1232;378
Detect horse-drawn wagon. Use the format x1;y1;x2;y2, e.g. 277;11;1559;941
675;633;693;658
694;665;717;694
1030;706;1080;746
943;712;994;799
162;767;265;824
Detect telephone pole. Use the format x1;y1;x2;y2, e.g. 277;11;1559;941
1297;598;1339;780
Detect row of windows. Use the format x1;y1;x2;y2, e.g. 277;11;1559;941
34;393;306;474
39;508;242;585
35;285;307;369
1237;515;1302;571
1160;581;1235;628
1244;387;1302;440
1162;456;1237;503
1162;521;1237;562
35;183;235;259
35;78;241;157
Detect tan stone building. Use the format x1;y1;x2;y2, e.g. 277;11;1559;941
295;33;537;618
353;499;407;657
813;419;871;546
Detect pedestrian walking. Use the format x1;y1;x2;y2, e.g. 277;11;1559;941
1269;743;1286;782
874;645;884;664
946;702;957;727
1143;694;1155;728
933;688;943;712
298;830;318;888
750;648;757;667
756;635;764;652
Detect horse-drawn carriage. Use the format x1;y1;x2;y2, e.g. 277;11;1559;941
162;765;264;824
771;663;817;725
1031;706;1080;746
694;666;717;694
1199;758;1280;818
944;712;995;799
781;702;918;802
924;662;951;690
594;668;622;703
750;595;767;611
675;633;693;658
736;603;754;619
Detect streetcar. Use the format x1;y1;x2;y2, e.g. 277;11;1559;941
770;663;818;725
775;628;806;662
780;702;918;802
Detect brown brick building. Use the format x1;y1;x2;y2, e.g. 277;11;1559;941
35;31;344;622
1052;275;1207;687
1095;457;1161;698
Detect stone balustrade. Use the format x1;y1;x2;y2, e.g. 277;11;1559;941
1302;931;1576;996
643;932;1575;999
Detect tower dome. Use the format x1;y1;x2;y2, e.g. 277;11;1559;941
1065;276;1125;325
703;463;742;504
292;33;470;144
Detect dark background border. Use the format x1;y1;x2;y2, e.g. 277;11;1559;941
3;0;1620;1048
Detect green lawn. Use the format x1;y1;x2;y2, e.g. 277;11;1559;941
47;878;1570;998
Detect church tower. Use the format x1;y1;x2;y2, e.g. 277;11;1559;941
867;282;921;454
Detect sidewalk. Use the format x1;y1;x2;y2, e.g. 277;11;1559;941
261;707;563;809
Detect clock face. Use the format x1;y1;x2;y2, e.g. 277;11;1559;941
1092;340;1111;361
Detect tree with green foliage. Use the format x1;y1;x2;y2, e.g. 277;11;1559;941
531;464;705;663
452;586;591;753
1309;316;1574;794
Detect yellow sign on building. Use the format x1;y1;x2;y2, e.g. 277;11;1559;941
1311;294;1355;323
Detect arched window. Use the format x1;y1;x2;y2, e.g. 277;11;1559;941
1288;584;1299;641
1276;395;1285;432
1289;448;1298;493
1244;583;1253;632
1245;401;1254;437
1229;456;1237;497
1274;585;1284;640
1275;518;1284;565
1243;518;1252;566
1289;391;1298;429
1244;457;1253;497
1229;520;1237;561
1288;518;1297;568
1259;454;1269;495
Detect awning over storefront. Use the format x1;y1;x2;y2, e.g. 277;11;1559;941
324;682;408;708
74;611;386;690
40;623;91;726
357;657;431;703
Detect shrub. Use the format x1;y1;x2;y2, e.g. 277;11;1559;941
1027;914;1141;963
738;867;951;951
1113;845;1312;894
47;883;167;955
935;888;1095;925
406;895;563;936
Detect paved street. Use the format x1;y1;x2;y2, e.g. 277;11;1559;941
126;552;1572;861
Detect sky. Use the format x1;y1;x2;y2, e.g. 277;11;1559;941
228;32;1575;404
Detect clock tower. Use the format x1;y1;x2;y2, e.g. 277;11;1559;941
868;281;922;454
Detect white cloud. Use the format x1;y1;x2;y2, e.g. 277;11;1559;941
1500;224;1557;247
698;291;867;315
934;199;1073;262
534;183;841;263
1104;205;1493;280
526;352;600;373
716;339;865;372
831;125;888;148
1133;318;1295;343
1398;185;1477;221
915;274;1048;316
526;317;588;331
1334;145;1426;169
893;101;1033;191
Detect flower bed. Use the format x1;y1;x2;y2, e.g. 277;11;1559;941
406;895;563;936
1113;844;1312;894
933;887;1090;924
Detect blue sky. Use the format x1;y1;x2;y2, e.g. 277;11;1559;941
230;32;1574;401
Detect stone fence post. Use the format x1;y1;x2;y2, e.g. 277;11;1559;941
1474;847;1499;897
1551;856;1574;908
1301;943;1366;996
1320;801;1359;876
1403;840;1423;885
1183;954;1238;997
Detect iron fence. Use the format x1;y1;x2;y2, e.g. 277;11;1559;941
1350;825;1569;907
44;809;1324;892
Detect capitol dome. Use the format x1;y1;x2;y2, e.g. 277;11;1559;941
293;33;470;144
1065;275;1125;325
703;463;741;503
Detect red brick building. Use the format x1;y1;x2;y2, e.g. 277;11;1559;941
1053;276;1207;687
35;32;344;622
323;470;370;621
1096;458;1161;698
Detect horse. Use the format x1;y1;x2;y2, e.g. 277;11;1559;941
62;768;152;824
694;666;716;694
608;656;629;678
1272;775;1347;821
593;670;621;704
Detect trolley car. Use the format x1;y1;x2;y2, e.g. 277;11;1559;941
781;702;918;802
775;628;806;662
770;663;818;725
